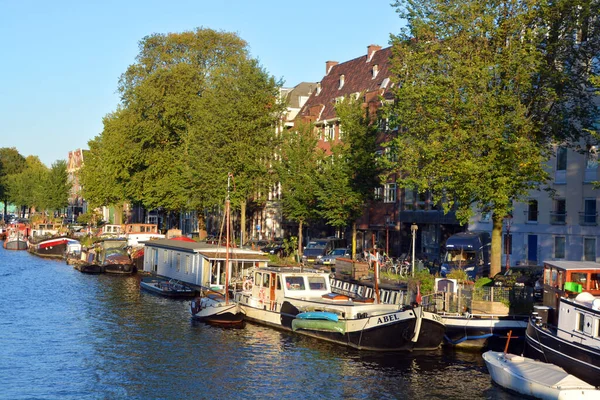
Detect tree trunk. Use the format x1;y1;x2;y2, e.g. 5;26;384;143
490;212;503;277
351;221;357;260
240;200;246;247
114;203;123;225
298;219;304;258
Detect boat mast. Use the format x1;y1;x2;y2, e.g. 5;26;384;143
225;173;232;304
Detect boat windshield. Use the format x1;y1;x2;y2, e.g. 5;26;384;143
285;276;305;290
284;276;328;291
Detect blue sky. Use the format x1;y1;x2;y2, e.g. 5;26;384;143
0;1;403;167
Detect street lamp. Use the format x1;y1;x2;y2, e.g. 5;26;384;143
411;223;418;277
384;213;391;256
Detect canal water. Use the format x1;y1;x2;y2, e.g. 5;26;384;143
0;248;518;399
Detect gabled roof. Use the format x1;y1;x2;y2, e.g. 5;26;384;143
299;46;394;123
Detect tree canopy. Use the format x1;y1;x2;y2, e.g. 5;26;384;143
387;0;600;276
80;28;284;230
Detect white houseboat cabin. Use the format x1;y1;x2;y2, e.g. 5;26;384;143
141;239;269;289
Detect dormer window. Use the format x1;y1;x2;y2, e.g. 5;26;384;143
339;74;345;89
316;82;321;96
372;64;379;79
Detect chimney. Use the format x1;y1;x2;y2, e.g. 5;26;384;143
326;61;338;75
367;44;382;62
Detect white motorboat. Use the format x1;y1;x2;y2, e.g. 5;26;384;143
482;350;600;399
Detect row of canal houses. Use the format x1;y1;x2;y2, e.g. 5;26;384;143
65;43;599;267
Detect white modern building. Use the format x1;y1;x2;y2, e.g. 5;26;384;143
471;144;599;266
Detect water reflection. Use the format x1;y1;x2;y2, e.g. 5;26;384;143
0;249;518;399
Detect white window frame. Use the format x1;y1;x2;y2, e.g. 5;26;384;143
383;183;397;203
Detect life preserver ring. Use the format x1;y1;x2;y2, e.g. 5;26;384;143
191;297;202;315
243;280;253;291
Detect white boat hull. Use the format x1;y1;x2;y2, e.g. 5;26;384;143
191;295;243;325
482;351;600;400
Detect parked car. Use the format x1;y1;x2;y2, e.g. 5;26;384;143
493;265;543;289
261;240;286;257
302;237;346;264
318;248;351;265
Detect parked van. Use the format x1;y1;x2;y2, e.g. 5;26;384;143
440;231;491;280
302;237;346;264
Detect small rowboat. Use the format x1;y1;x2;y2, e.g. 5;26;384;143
140;277;198;298
482;350;600;399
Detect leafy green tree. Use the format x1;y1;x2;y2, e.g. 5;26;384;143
116;28;254;215
0;147;27;218
79;109;131;220
275;122;324;256
83;28;282;237
387;0;600;277
317;95;380;258
6;156;48;218
188;56;284;244
45;160;70;215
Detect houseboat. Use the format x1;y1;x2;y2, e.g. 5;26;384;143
28;236;78;259
3;223;29;250
524;260;600;387
140;238;268;295
235;266;446;351
124;223;165;246
96;238;135;274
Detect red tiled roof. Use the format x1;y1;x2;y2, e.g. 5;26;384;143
299;46;394;123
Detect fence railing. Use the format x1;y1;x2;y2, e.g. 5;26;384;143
424;286;534;315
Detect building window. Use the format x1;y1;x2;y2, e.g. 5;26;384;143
556;147;567;170
527;199;538;222
416;191;429;210
384;145;398;162
503;234;512;255
185;255;190;274
325;124;335;141
374;187;383;201
480;212;491;223
176;253;181;272
403;189;415;210
555;147;567;184
554;236;566;259
551;199;566;224
372;64;379;79
163;250;168;264
378;117;389;132
384;183;397;203
581;198;598;225
584;237;596;262
586;145;598;169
